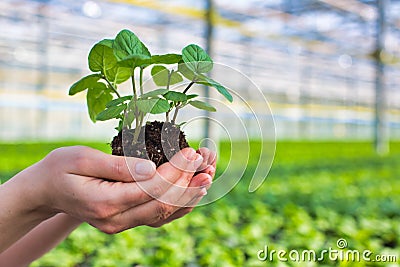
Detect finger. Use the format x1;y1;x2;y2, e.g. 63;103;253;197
149;174;213;227
196;148;217;172
64;146;156;182
110;155;205;228
74;147;201;219
135;148;199;200
148;153;203;207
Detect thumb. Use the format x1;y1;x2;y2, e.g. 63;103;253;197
65;146;156;182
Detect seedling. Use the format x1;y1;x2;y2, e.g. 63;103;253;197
69;29;232;166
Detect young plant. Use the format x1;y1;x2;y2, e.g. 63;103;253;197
69;29;233;165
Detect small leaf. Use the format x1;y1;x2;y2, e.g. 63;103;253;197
86;83;113;122
137;98;170;114
182;44;213;73
96;104;127;121
178;61;196;80
197;76;233;102
106;66;132;84
69;74;102;95
151;54;182;64
124;109;135;128
88;43;117;74
151;65;183;86
98;39;114;48
189;100;217;112
140;88;169;99
116;54;151;68
186;94;198;100
163;91;187;102
106;96;132;108
151;99;170;114
113;29;151;62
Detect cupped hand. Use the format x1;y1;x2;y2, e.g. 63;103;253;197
34;146;216;234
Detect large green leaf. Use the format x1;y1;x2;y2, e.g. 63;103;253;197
136;98;170;114
98;39;114;48
69;74;102;95
96;104;127;121
86;83;113;122
177;61;196;81
88;43;117;74
197;76;233;102
116;54;151;68
106;66;132;84
106;96;132;108
182;44;213;74
189;100;217;112
140;88;169;99
163;91;187;102
151;54;182;64
113;29;151;62
151;65;183;86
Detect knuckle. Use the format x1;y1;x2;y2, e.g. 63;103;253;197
91;204;114;220
111;157;126;179
151;184;164;199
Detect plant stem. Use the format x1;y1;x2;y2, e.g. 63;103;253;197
167;70;173;91
139;67;144;95
104;77;121;98
133;113;143;143
131;75;142;144
171;105;180;125
183;81;195;94
166;111;170;123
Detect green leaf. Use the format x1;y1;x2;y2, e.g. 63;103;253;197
98;39;114;48
86;83;113;122
88;43;117;74
163;91;187;102
151;66;183;86
106;96;132;108
182;44;213;73
113;29;151;63
197;76;233;102
140;88;169;99
136;98;170;114
186;94;198;100
116;54;152;68
189;100;217;112
96;104;127;121
106;66;132;84
69;74;102;95
151;54;182;64
178;61;196;80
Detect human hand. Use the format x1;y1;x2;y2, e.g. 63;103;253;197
30;146;215;233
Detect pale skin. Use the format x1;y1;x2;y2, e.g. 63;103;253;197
0;146;216;267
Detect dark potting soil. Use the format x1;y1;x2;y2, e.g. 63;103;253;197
111;121;189;167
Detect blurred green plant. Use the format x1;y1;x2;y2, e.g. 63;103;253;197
1;141;399;266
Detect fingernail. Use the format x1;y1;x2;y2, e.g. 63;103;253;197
135;160;156;176
200;175;212;187
184;148;196;160
199;187;208;196
194;154;203;169
207;166;216;175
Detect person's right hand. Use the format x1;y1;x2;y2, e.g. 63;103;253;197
30;146;214;234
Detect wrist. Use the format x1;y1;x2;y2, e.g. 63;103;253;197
10;161;58;220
